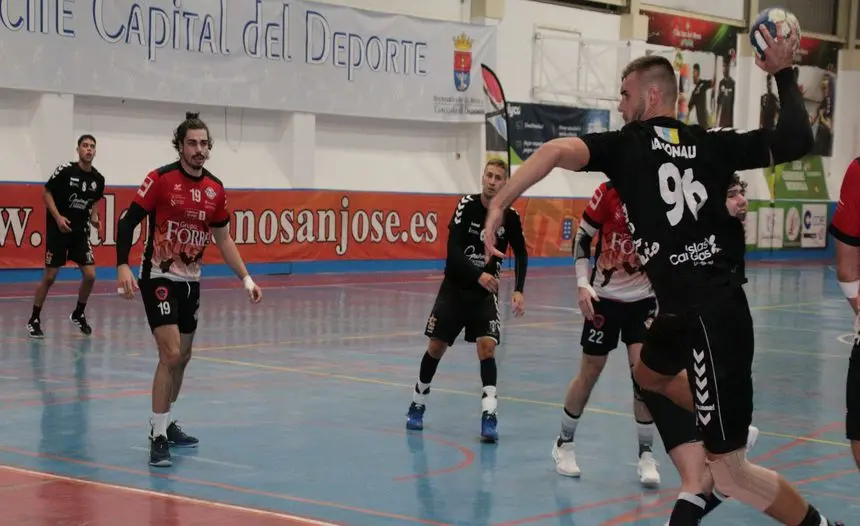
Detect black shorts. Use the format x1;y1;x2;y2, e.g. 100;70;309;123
848;342;860;441
640;287;754;455
424;279;501;346
45;227;93;268
139;278;200;334
580;297;656;356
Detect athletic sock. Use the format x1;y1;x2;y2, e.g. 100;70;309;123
480;357;498;413
151;413;169;439
798;504;828;526
560;408;580;442
418;351;440;385
637;419;655;456
30;305;41;321
73;302;86;316
668;492;706;525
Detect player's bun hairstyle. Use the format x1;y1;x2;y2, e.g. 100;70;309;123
172;111;213;152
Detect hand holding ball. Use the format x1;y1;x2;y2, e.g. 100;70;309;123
749;8;801;74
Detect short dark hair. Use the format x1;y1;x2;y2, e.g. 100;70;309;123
172;112;212;152
621;55;678;104
729;173;747;193
77;134;96;146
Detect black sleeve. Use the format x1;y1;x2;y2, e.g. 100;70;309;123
116;203;148;266
573;213;599;259
445;201;484;284
507;211;528;293
579;131;623;181
709;67;813;172
44;164;68;194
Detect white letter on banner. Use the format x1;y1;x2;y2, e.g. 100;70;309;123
58;0;74;37
305;10;329;65
348;33;363;81
415;42;427;75
126;4;144;47
92;0;123;43
243;0;262;58
0;0;24;31
332;31;346;68
148;7;169;61
366;36;383;71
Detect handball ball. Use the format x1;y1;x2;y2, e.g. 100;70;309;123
749;8;801;60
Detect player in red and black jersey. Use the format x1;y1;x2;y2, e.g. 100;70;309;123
828;156;860;471
115;113;263;468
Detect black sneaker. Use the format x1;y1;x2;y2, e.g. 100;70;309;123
149;435;172;467
27;318;44;339
166;421;199;448
69;312;92;336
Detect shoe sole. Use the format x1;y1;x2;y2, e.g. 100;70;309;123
28;333;44;339
169;442;199;449
149;459;172;467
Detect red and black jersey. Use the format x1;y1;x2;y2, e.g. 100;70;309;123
829;158;860;247
131;162;229;281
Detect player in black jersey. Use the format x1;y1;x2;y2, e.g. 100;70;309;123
405;159;528;442
484;28;842;526
27;135;105;339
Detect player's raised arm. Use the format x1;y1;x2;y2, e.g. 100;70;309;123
711;28;812;171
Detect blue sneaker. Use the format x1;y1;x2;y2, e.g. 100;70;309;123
406;402;425;430
481;411;498;442
166;421;199;448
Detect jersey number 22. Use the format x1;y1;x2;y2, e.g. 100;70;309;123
658;163;708;227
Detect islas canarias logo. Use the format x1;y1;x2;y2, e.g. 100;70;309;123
453;32;473;92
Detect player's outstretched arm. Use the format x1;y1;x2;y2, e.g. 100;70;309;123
212;226;262;304
484;137;594;260
490;138;591;211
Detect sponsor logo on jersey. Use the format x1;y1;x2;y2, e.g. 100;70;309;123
669;235;721;266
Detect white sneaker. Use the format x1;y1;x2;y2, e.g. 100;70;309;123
552;438;581;477
637;451;660;487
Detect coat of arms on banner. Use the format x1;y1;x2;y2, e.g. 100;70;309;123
454;33;473;92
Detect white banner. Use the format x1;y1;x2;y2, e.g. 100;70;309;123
0;0;496;122
801;203;828;248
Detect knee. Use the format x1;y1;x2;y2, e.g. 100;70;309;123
707;451;779;511
477;338;496;360
42;272;57;287
427;339;448;359
577;356;607;387
851;441;860;470
81;268;96;283
158;344;182;369
633;360;669;393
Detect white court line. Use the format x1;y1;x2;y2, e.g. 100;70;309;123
0;464;339;525
128;446;255;470
344;284;581;313
0;272;572;302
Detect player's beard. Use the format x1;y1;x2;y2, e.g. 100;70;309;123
184;152;207;170
631;98;646;122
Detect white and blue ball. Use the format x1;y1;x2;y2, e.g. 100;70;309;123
749;7;801;60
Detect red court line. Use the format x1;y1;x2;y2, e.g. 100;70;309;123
0;446;450;525
0;464;338;525
391;431;475;482
750;421;844;463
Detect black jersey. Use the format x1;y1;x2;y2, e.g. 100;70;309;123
44;162;105;233
579;117;776;314
443;193;528;293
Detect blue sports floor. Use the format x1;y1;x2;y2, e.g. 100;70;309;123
0;263;856;525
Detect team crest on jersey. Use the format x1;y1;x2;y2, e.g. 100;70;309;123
204;186;217;200
653;126;679;145
155;286;169;301
592;314;605;330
